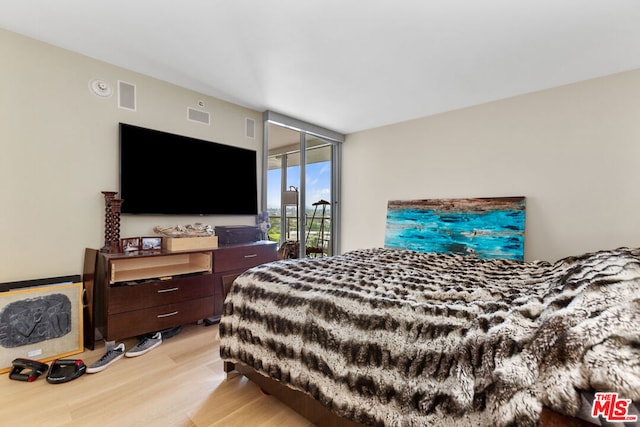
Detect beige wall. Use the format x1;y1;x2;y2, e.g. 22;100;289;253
0;29;262;282
342;69;640;262
4;28;640;282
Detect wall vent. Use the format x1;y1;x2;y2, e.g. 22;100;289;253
187;107;210;125
118;81;136;111
245;117;256;138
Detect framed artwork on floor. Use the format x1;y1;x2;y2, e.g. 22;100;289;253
0;282;83;374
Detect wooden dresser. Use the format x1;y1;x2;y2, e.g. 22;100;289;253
86;241;276;349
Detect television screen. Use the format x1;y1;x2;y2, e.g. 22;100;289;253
119;123;258;215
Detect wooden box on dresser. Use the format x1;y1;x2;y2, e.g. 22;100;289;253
86;241;277;349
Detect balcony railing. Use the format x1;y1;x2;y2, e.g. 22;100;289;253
267;214;332;257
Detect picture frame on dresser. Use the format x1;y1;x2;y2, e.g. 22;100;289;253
120;237;140;252
141;236;162;251
0;282;84;373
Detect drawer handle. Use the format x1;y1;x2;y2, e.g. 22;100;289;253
244;254;257;258
157;311;179;318
157;287;179;293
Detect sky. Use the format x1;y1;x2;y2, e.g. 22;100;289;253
267;161;331;211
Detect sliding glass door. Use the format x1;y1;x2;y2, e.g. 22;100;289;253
304;138;333;257
263;112;343;258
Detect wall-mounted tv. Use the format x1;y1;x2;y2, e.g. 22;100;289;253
119;123;258;215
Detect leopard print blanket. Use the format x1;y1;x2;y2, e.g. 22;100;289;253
219;247;640;426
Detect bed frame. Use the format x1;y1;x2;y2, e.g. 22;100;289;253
224;361;594;427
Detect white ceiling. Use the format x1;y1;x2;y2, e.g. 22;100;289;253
2;1;640;135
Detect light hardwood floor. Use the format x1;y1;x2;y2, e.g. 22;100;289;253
0;323;314;427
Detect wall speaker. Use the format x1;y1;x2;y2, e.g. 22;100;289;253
245;117;256;138
118;81;136;111
187;107;210;125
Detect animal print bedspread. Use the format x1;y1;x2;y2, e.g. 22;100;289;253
219;247;640;426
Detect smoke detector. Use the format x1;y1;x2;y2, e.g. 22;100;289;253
89;79;113;98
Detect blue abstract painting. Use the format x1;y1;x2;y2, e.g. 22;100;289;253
384;197;526;261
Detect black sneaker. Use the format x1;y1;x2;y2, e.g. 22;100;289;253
86;343;125;373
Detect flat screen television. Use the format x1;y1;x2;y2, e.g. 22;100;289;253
119;123;258;215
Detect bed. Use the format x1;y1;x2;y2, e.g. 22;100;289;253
219;247;640;426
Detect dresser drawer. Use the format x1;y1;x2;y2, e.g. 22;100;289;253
106;296;214;341
108;274;213;314
213;243;276;272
